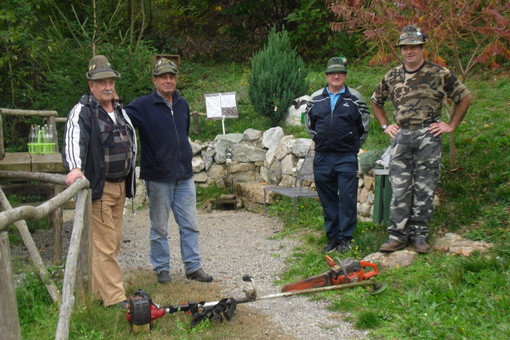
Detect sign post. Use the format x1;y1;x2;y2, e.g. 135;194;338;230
204;92;238;135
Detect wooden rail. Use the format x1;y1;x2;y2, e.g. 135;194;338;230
0;171;90;340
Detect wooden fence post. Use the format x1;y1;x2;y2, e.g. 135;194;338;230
0;114;4;161
0;231;22;340
76;188;92;302
55;188;91;340
51;184;65;265
192;111;200;134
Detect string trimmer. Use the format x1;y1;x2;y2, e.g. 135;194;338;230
126;256;387;332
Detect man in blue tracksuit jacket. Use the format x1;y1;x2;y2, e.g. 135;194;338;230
125;58;212;283
306;57;369;253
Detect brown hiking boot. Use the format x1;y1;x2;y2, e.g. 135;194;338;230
379;239;407;253
412;237;431;253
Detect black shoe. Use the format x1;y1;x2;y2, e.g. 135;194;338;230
379;239;407;253
412;237;431;253
186;268;213;282
322;239;342;253
337;240;352;254
157;270;171;284
107;299;128;310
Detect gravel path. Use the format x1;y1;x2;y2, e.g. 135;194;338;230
119;208;368;339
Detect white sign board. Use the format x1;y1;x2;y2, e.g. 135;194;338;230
204;92;238;120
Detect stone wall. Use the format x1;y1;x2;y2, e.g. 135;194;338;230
189;126;378;222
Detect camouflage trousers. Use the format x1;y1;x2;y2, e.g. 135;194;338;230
387;127;441;242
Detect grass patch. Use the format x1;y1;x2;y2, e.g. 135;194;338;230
18;269;291;339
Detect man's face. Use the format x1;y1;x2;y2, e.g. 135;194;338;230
326;72;347;92
152;73;177;98
89;78;116;106
400;45;425;67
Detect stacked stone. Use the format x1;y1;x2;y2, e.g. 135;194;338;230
131;126;379;221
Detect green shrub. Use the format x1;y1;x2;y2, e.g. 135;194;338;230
248;28;308;126
284;0;364;63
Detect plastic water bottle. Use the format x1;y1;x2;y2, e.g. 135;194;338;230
29;125;36;144
48;124;56;144
47;124;55;152
45;124;52;143
35;125;41;143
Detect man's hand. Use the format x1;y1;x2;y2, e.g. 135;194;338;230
429;121;453;137
66;168;86;186
384;124;399;139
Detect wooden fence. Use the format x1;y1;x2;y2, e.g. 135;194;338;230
0;170;91;340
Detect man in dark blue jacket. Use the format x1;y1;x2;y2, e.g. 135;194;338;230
306;57;369;253
125;58;212;283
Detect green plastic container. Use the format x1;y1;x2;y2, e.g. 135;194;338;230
28;128;56;154
373;168;392;226
28;142;56;154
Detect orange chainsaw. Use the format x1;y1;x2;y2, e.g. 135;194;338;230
281;256;379;292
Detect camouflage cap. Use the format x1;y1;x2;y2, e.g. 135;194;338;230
153;58;179;76
325;57;347;74
86;55;120;80
396;25;426;46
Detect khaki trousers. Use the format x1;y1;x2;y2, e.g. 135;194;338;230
91;180;126;306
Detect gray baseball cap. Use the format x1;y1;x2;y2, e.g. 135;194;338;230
86;55;120;80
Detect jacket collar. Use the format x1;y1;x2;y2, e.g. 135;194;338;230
151;89;182;105
321;85;351;98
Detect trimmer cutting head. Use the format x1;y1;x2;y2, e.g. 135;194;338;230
369;282;388;295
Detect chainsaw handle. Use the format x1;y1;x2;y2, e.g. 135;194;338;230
359;261;378;279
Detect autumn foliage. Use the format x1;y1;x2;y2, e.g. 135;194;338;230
329;0;509;81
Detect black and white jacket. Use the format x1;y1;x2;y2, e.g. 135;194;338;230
62;93;137;200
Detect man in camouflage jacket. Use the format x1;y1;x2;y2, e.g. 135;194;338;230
371;25;472;253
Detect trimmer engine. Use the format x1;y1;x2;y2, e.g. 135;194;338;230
126;289;165;333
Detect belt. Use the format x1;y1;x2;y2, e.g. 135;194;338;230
399;122;433;131
106;177;125;183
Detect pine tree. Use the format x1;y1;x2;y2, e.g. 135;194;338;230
248;28;308;126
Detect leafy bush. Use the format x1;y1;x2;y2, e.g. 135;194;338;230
248;28;308;126
284;0;364;63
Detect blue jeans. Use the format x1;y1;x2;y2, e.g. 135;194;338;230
313;152;359;241
145;178;202;274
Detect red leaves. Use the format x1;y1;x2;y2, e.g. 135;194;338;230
328;0;509;75
433;55;447;67
369;49;394;66
473;42;510;69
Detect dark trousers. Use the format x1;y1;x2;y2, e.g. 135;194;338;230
313;152;358;241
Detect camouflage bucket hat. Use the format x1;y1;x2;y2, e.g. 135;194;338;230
86;55;120;80
396;25;426;46
325;57;347;74
153;58;179;76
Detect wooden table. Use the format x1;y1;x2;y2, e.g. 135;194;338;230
0;152;65;172
0;152;66;264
